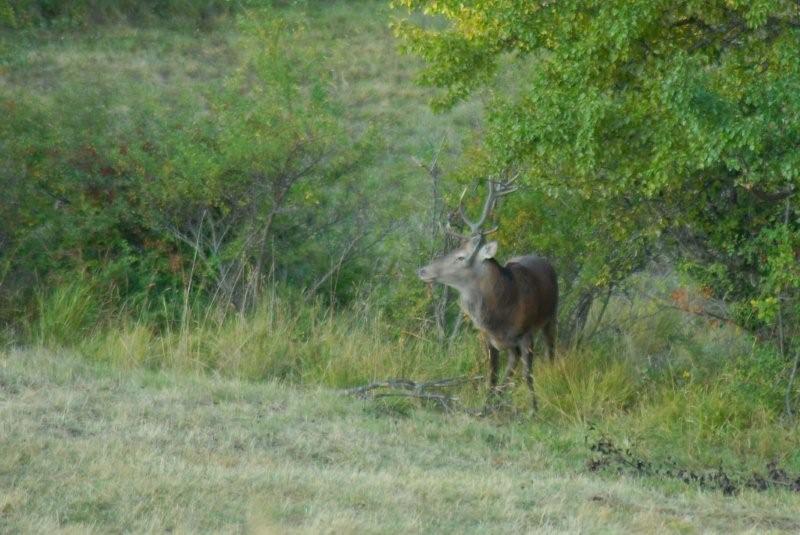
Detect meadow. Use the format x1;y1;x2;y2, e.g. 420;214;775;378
2;348;800;533
1;1;800;532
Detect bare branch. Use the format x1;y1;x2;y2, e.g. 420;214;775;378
370;391;457;408
341;375;483;397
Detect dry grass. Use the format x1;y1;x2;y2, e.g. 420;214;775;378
2;348;800;534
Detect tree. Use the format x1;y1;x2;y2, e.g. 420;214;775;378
394;0;800;345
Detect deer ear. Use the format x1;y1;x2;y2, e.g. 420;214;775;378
480;241;498;259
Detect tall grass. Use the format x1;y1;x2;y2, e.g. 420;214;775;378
28;277;800;472
33;281;102;347
42;280;479;387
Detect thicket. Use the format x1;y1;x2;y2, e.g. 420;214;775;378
0;8;392;331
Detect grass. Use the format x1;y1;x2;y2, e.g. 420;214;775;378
2;348;800;534
26;278;800;480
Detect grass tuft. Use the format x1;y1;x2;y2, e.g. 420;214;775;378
537;351;639;424
34;281;101;347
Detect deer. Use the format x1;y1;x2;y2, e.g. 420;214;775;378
417;178;558;410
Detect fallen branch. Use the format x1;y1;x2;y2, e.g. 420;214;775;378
341;375;482;396
340;375;484;410
342;379;419;396
371;391;457;409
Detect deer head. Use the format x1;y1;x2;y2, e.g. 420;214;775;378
417;176;518;288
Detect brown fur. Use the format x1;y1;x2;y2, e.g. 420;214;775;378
477;257;558;343
467;256;558;410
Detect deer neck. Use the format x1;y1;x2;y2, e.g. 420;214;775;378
458;259;510;329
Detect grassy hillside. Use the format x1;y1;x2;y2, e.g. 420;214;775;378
2;348;800;534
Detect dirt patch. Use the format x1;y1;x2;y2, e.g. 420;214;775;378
586;434;800;496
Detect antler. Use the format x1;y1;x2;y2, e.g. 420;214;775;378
458;174;519;237
454;173;519;263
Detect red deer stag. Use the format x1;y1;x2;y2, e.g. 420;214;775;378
417;178;558;409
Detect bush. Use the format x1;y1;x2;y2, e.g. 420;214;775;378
0;7;380;327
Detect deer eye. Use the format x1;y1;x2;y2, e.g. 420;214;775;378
456;255;466;262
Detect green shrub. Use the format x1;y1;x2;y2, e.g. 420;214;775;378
1;7;380;326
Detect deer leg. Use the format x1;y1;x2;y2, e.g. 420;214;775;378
544;319;557;361
488;343;500;394
499;348;519;391
521;345;538;412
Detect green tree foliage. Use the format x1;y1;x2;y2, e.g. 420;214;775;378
394;0;800;339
